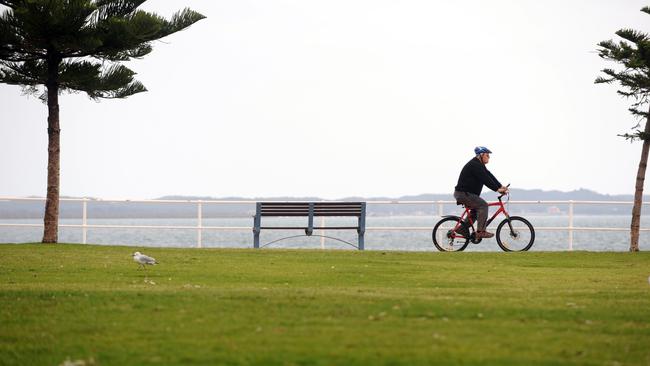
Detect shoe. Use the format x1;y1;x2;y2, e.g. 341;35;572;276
475;231;494;239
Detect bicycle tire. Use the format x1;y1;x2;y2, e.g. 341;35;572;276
496;216;535;252
432;217;470;252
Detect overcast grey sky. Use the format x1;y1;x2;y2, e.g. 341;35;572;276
1;0;648;199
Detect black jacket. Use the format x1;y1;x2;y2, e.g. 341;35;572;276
454;157;501;195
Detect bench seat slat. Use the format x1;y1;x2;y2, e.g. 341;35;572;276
260;202;362;205
260;226;359;230
259;210;362;213
260;203;362;207
259;226;309;230
260;213;361;217
260;209;363;212
260;213;361;214
261;207;362;210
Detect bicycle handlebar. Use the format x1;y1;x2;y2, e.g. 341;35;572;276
497;183;511;200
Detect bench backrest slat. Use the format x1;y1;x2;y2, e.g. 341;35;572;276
258;202;364;217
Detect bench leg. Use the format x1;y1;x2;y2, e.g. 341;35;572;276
253;206;261;249
358;204;366;250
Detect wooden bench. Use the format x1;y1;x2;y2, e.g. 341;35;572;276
253;202;367;250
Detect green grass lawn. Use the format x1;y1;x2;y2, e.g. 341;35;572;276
0;244;649;366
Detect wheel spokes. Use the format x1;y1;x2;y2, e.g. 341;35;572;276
433;217;469;252
498;220;533;251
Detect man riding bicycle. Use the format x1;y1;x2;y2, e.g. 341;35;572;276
454;146;508;239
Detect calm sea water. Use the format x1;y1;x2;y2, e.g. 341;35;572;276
1;215;647;251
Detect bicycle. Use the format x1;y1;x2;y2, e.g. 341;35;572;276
432;188;535;252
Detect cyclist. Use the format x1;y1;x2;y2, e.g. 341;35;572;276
454;146;508;239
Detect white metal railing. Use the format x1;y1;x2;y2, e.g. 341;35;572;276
1;196;649;250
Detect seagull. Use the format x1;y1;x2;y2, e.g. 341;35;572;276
132;251;158;269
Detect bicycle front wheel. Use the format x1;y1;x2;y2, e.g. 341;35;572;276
496;216;535;252
432;217;470;252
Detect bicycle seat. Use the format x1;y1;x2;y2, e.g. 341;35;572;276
456;201;464;207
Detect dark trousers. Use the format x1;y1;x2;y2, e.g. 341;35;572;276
453;191;488;231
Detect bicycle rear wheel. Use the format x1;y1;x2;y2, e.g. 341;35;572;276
432;217;470;252
496;216;535;252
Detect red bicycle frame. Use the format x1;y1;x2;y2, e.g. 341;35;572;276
451;194;511;238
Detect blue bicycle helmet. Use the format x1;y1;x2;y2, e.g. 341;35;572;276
474;146;492;155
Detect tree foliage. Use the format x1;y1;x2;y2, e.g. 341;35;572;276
596;6;650;141
0;0;205;100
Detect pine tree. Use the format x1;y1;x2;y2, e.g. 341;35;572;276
0;0;205;243
596;6;650;252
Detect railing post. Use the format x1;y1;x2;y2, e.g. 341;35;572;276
197;201;203;248
437;201;444;217
568;200;574;251
82;199;87;244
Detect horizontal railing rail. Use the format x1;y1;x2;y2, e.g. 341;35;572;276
1;197;648;250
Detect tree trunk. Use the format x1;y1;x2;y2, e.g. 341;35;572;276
630;110;650;252
42;54;61;244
